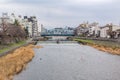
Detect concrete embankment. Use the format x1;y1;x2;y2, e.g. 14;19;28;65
0;43;42;80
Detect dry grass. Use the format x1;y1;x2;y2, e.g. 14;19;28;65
74;39;120;55
0;44;42;80
88;44;120;55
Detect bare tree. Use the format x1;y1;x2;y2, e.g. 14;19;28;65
0;18;26;44
0;17;10;44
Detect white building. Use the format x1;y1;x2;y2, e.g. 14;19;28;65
75;22;89;36
0;13;39;37
22;18;33;37
9;13;16;24
99;26;109;38
0;13;10;24
22;16;39;37
88;22;99;36
112;25;120;31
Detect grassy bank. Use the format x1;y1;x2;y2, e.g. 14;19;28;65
0;44;42;80
0;41;26;54
74;39;94;44
74;38;120;55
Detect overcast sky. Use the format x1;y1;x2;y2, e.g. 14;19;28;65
0;0;120;28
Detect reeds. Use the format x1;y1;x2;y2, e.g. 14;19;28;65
75;39;120;55
0;44;42;80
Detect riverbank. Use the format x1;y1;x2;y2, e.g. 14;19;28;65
0;44;42;80
0;38;35;57
74;38;120;55
0;41;26;54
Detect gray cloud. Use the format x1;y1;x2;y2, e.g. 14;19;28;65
0;0;120;28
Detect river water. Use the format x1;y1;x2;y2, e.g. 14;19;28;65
14;43;120;80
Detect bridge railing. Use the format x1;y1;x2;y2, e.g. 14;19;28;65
41;34;75;36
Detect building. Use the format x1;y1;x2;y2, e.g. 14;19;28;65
75;22;99;37
41;25;47;34
22;17;33;37
31;16;38;37
112;25;120;31
21;16;39;37
99;26;109;38
0;13;39;38
100;24;120;38
75;22;89;36
0;13;10;24
116;29;120;38
75;22;120;39
88;22;99;37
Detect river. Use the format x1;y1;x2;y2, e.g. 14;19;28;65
14;42;120;80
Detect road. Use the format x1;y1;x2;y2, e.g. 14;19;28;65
14;43;120;80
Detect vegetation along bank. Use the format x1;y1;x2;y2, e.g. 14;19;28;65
74;38;120;55
0;44;42;80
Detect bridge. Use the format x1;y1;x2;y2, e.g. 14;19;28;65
37;41;78;44
41;33;75;36
41;27;75;37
